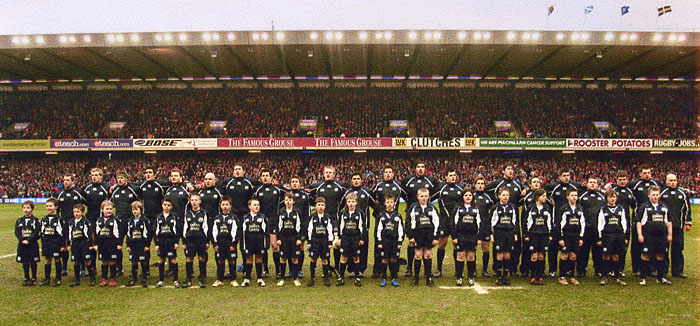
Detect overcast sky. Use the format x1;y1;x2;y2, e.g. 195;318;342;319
1;0;697;34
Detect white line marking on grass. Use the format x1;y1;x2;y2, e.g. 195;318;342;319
440;283;525;294
0;253;17;259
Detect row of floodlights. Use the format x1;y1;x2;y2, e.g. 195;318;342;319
9;31;690;45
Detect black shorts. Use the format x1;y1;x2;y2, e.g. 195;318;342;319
308;239;331;260
129;244;151;262
438;217;451;238
526;234;549;253
157;237;178;258
184;238;208;258
493;229;515;253
97;238;120;261
340;235;361;257
561;234;581;253
41;239;63;259
379;240;401;259
17;242;40;263
243;233;267;256
413;229;436;249
71;241;92;262
215;243;237;260
279;236;302;259
454;231;478;252
601;233;625;256
641;237;668;256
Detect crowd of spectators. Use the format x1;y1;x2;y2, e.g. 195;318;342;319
0;87;697;139
1;152;698;199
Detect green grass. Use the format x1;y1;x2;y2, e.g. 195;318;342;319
0;203;698;325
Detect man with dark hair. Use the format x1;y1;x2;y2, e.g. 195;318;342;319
110;170;140;275
370;165;406;278
485;164;526;277
433;168;463;278
659;173;692;278
221;164;260;217
544;168;583;277
289;175;311;278
56;173;86;276
254;168;287;278
577;177;606;278
610;170;638;276
164;168;191;219
402;162;437;277
138;167;171;222
340;172;376;278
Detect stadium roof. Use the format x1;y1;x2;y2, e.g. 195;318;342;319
0;30;698;83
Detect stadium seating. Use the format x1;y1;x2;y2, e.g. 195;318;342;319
0;87;697;139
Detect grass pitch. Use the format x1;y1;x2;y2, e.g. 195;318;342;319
0;203;697;325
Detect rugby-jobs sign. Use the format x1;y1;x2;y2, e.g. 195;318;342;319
652;139;700;149
566;138;652;149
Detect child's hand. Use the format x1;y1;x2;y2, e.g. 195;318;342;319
296;240;302;246
116;245;122;250
173;244;178;250
181;244;187;250
452;239;458;245
277;240;282;246
93;245;98;251
229;246;235;252
514;235;518;242
558;240;565;247
596;241;602;247
524;237;529;242
377;244;383;249
667;235;672;243
66;246;71;251
205;243;210;249
144;247;149;252
578;240;583;247
409;239;415;245
214;246;219;252
155;246;160;251
548;237;553;242
431;240;438;246
359;240;364;246
397;244;402;249
127;247;131;252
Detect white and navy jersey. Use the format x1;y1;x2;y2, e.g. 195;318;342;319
310;180;348;218
254;184;287;223
489;203;519;233
95;216;121;241
221;176;259;216
376;210;404;242
68;218;93;245
138;179;170;218
525;204;553;237
402;175;438;209
40;214;66;243
452;204;481;236
200;186;223;221
520;189;554;212
338;209;366;237
659;187;692;227
406;202;440;239
545;181;583;208
434;182;464;220
556;204;586;238
56;187;86;220
183;209;208;240
126;218;152;246
340;186;376;227
111;184;141;218
211;213;239;247
371;179;406;217
154;213;180;245
277;209;302;239
629;178;662;206
290;188;311;225
241;213;268;235
597;205;628;237
306;213;334;242
485;177;525;207
165;184;190;219
578;190;605;228
82;182;110;220
635;202;670;237
15;215;40;243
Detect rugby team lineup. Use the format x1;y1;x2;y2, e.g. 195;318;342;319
13;161;692;289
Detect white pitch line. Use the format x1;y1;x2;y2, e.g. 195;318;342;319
440;283;525;294
0;253;17;259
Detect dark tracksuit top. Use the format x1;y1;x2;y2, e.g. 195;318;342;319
371;179;406;219
111;184;141;219
83;182;110;222
154;212;180;246
305;213;334;243
524;204;553;238
376;210;405;243
629;178;662;206
485;177;525;208
405;203;440;241
290;188;311;226
556;204;586;239
221;176;260;216
254;184;287;229
659;187;692;229
182;209;209;243
165;184;190;220
545;181;583;208
433;182;464;223
138;179;170;219
211;213;239;249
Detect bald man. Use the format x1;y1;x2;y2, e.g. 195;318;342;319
659;173;692;278
200;172;224;225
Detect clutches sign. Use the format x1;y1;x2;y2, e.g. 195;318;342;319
394;138;477;149
566;138;652;149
